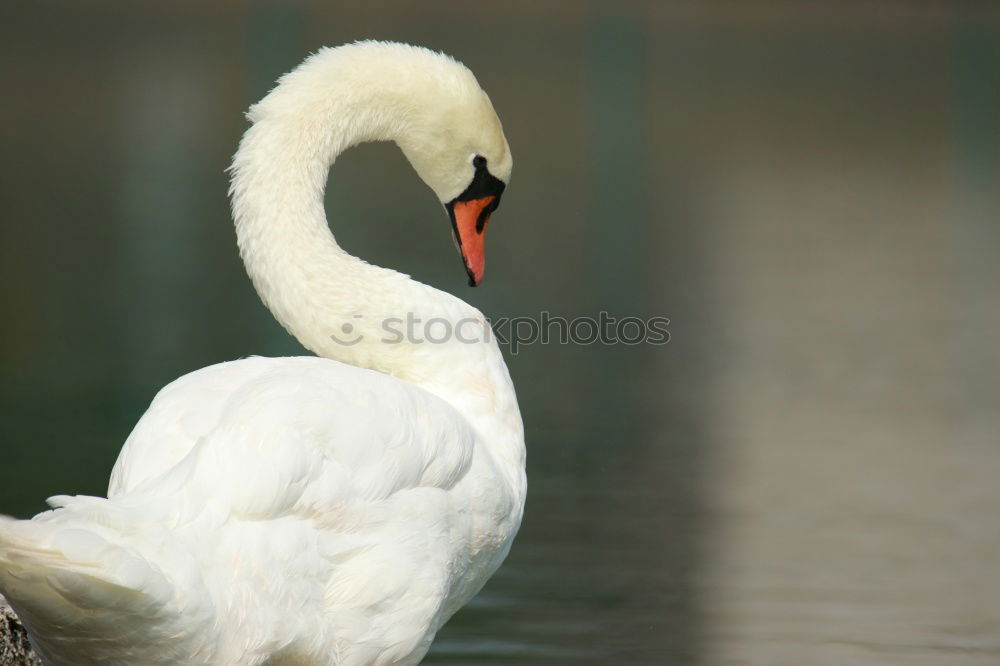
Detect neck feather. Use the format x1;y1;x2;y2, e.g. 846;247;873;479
227;47;518;438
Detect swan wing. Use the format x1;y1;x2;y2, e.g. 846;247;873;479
109;356;476;501
111;355;483;661
2;356;483;664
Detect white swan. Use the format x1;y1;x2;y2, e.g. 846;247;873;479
0;41;525;665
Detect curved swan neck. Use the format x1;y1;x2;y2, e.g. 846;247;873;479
227;44;519;438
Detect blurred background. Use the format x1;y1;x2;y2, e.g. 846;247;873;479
2;1;999;664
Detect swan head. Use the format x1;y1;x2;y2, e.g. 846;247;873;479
386;47;512;287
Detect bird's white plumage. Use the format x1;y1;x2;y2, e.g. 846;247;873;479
0;41;524;665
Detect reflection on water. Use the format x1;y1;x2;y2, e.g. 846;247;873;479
2;3;999;665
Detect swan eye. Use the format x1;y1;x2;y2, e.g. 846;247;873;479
472;155;487;169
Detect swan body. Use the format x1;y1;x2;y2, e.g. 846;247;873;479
0;41;524;665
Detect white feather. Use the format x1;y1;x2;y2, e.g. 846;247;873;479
0;41;524;665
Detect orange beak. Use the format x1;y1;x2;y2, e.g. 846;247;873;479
450;195;496;286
